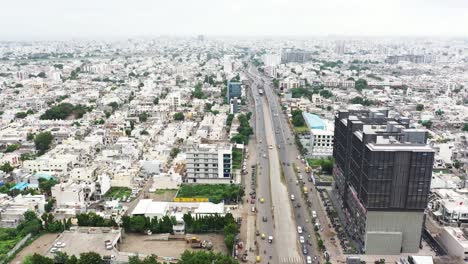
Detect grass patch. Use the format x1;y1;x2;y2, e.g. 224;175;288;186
232;148;243;170
104;187;132;200
294;126;309;134
154;189;177;195
177;184;244;204
307;158;334;174
0;228;26;262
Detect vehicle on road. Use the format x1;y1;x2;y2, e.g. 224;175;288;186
269;145;273;149
268;236;273;243
312;211;317;219
290;194;295;201
262;216;268;222
262;154;266;158
297;226;303;234
261;233;266;240
256;256;261;263
306;256;312;264
299;236;305;243
260;198;265;203
251;206;256;212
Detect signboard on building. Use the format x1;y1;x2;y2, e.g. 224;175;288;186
173;197;209;202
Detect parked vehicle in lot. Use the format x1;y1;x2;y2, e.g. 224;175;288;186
312;211;317;219
302;245;308;255
306;256;312;264
297;226;303;234
299;236;305;243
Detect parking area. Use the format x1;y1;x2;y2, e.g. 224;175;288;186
44;227;122;258
119;233;227;259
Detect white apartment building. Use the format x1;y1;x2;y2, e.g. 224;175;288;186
303;113;334;158
262;54;281;67
186;143;233;184
51;181;95;211
23;156;73;175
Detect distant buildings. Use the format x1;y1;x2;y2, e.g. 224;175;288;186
281;49;311;64
385;54;436;64
185;143;233;184
334;41;346;55
333;109;434;254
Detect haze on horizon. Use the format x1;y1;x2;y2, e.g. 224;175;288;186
2;0;468;40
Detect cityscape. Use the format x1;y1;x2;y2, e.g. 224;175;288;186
0;1;468;264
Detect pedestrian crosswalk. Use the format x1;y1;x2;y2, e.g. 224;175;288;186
279;257;303;264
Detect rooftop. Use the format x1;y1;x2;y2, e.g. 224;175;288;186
303;112;326;130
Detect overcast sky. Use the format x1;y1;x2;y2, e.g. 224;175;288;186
2;0;468;40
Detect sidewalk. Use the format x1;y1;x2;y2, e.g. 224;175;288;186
238;139;258;263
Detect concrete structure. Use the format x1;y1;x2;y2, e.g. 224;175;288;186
303;113;334;158
131;199;225;219
227;81;242;102
185;143;233;183
333;109;434;254
439;226;468;260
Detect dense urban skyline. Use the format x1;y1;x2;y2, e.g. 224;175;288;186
1;0;468;40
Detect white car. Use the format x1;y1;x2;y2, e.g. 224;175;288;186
297;226;303;234
290;194;295;201
299;236;305;243
306;256;312;264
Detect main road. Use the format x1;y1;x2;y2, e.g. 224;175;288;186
247;64;342;263
247;68;303;264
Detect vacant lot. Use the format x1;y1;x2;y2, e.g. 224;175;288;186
10;233;58;264
148;189;178;201
119;233;227;259
177;184;243;204
105;187;132;200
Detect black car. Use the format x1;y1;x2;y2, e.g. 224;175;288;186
302;245;308;255
262;216;267;222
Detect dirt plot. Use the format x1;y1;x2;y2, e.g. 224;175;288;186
119;233;227;259
11;233;59;264
147;189;178;202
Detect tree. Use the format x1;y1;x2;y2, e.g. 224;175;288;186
129;255;161;264
192;82;205;99
170;147;181;159
174;112;184;121
54;252;69;264
422;120;432;129
34;131;54;155
66;255;78;264
27;132;35;141
15;112;28;119
39;178;58;196
37;72;47;78
453;160;461;169
291;110;305;127
463;123;468;132
77;252;102;264
0;162;14;173
28;253;54;264
153;97;159;105
5;143;21;153
178;250;238;264
355;78;368;91
416;104;424;111
129;215;147;233
139;112;149;122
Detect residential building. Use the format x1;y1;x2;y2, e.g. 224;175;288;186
333;109;434;254
185;143;233;183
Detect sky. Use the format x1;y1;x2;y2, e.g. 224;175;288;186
2;0;468;40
